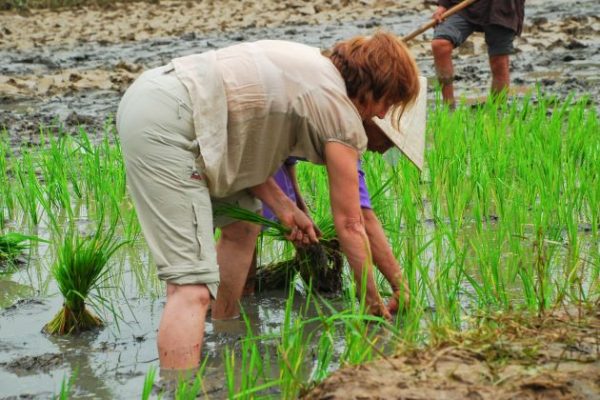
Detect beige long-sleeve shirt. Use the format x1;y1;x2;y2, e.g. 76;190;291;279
172;40;367;198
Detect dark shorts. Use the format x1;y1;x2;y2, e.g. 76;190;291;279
433;13;516;56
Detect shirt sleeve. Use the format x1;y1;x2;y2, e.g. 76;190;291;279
296;87;368;156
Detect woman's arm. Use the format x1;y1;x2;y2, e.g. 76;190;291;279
324;142;389;318
286;163;308;213
362;208;410;312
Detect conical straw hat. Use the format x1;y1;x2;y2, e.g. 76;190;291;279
373;76;427;171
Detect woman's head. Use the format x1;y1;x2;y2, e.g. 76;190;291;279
327;31;420;123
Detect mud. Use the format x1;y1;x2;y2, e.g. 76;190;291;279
303;307;600;399
0;353;65;375
1;0;599;138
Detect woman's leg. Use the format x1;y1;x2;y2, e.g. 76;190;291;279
158;283;211;369
212;221;261;319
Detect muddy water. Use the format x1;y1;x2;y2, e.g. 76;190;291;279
1;0;599;398
0;236;345;398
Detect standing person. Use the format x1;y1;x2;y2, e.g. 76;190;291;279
117;32;420;371
248;158;410;312
431;0;525;106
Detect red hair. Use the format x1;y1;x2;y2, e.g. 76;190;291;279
327;31;420;124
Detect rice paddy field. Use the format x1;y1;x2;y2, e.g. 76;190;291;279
1;0;600;399
0;92;598;398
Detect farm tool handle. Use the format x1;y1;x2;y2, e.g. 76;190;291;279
401;0;479;42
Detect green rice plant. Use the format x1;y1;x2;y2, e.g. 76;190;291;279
14;151;44;226
277;285;312;399
315;267;397;367
37;131;75;217
74;126;127;222
44;224;127;335
214;203;344;293
174;366;206;400
214;202;290;236
222;312;277;399
53;369;77;400
0;232;45;266
0;130;16;228
141;366;158;400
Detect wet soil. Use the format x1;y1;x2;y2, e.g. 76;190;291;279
1;0;599;139
303;306;600;399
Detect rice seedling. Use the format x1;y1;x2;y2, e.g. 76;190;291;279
214;203;344;293
141;366;158;400
1;92;599;398
277;286;314;399
0;232;46;271
53;370;77;400
43;224;127;335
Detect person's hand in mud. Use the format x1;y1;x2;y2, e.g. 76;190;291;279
432;6;447;24
367;296;392;321
386;280;410;315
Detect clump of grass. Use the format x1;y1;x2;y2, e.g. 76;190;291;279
0;232;45;267
44;226;126;335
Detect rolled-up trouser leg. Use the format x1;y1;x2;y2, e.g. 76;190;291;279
116;65;219;298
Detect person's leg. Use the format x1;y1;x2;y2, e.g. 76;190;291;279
118;67;219;371
431;38;456;105
158;283;211;369
241;248;258;296
489;54;510;96
484;24;516;99
212;220;261;319
431;13;475;107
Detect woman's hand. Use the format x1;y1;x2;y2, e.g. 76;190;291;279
278;205;319;246
386;286;410;315
251;177;318;247
367;296;392;320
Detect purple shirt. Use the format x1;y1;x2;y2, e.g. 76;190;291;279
262;158;371;222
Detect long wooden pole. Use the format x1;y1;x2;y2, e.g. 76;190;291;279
401;0;479;42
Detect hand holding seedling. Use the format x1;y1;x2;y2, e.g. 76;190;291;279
279;206;319;247
250;176;319;246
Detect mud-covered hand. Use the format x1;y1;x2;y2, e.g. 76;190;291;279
432;6;447;24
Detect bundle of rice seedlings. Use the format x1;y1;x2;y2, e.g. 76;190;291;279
214;204;343;293
255;258;298;291
296;239;343;294
44;227;126;335
213;202;291;235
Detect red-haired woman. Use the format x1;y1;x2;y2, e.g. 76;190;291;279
117;32;420;371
